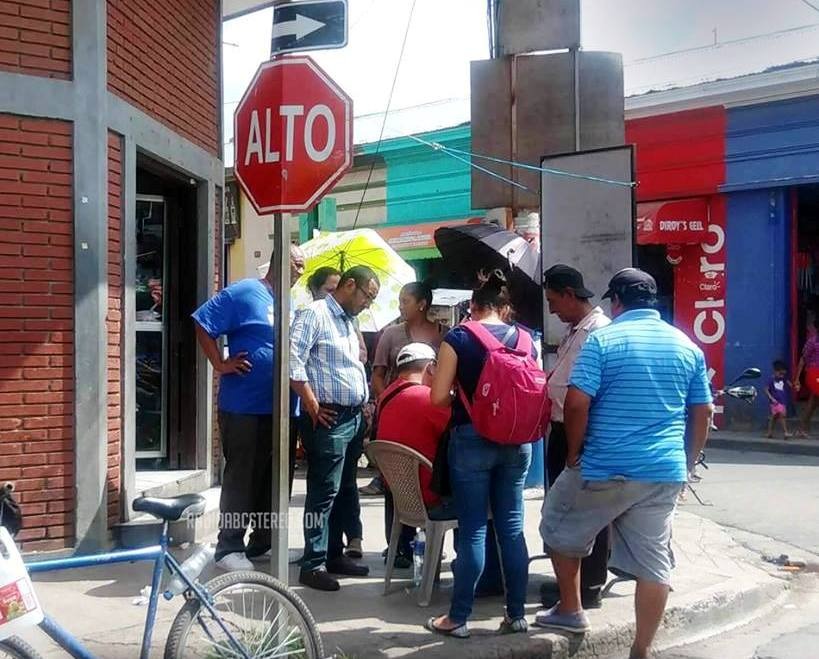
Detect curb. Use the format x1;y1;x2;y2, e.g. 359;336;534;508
707;435;819;456
410;576;788;659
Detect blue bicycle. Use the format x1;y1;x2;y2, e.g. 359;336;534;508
0;494;324;659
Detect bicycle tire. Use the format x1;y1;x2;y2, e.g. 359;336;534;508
0;636;42;659
164;570;324;659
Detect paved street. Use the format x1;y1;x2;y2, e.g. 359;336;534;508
660;447;819;658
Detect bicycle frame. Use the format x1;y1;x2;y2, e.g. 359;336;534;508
24;522;250;659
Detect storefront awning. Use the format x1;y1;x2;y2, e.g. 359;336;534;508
376;217;484;260
636;199;708;245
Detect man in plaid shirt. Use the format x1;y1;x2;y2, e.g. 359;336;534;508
290;265;380;591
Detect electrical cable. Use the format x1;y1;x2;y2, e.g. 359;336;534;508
350;0;418;230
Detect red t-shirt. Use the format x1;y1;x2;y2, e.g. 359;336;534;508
376;379;451;507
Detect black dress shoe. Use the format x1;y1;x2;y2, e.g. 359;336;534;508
326;555;370;577
299;568;340;592
539;580;603;609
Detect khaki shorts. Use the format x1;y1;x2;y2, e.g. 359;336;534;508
540;467;682;585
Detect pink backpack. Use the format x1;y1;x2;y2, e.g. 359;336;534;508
458;321;550;445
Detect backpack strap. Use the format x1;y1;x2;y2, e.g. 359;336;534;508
514;326;534;356
374;380;421;440
462;320;506;350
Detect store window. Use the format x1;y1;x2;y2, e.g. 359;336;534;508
135;196;168;460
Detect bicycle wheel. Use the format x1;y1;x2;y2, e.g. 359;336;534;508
0;636;42;659
164;570;324;659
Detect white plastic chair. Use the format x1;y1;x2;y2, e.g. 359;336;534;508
367;440;458;607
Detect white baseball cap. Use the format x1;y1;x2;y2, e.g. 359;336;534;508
395;342;437;368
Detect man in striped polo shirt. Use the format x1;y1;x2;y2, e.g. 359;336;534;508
535;268;713;659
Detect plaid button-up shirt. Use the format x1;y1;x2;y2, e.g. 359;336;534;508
289;294;368;406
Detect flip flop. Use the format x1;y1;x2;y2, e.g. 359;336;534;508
425;616;470;639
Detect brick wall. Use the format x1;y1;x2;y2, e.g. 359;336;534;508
107;0;220;155
0;1;72;80
0;114;74;551
106;132;123;527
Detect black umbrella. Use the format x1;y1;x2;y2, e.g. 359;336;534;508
434;223;542;329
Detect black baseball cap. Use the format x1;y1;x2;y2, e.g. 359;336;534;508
602;268;658;302
542;264;594;299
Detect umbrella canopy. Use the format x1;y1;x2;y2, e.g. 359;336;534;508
434;223;542;329
266;229;416;332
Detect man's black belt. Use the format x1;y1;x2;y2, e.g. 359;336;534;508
319;402;363;412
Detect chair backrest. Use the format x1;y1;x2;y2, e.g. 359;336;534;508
367;440;430;528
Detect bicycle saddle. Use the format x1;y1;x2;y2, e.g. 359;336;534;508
132;493;206;521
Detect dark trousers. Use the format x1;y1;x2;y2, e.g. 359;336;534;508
384;489;416;557
288;417;298;499
546;421;610;590
216;411;272;561
300;407;364;573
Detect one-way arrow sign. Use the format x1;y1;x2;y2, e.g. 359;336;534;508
270;0;347;56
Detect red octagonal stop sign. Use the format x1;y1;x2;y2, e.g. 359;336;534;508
234;56;352;214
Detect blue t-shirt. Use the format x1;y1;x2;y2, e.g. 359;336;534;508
444;322;535;426
569;309;713;482
192;278;275;415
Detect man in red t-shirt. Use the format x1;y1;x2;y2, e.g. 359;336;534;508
377;343;452;564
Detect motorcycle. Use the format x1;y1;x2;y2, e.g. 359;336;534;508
684;367;761;505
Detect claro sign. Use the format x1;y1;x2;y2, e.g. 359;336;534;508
672;197;727;417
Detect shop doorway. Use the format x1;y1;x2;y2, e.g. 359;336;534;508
793;184;819;380
134;162;200;472
636;244;674;323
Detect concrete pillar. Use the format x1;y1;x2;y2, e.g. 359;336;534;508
72;0;110;551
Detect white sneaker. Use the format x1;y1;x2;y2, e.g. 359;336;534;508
215;552;255;572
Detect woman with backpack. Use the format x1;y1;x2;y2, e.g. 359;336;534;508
426;270;548;638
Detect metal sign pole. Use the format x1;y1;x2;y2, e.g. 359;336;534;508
268;0;292;589
270;212;290;583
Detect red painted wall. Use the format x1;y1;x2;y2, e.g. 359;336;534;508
626;107;726;202
627;108;728;397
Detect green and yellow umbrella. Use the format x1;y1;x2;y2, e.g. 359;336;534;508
292;229;417;332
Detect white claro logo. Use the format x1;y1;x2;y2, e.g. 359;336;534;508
693;224;725;345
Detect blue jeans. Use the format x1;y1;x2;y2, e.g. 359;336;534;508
300;407;364;573
448;424;531;624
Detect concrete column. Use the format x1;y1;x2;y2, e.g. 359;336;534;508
72;0;110;551
121;137;137;520
196;181;216;480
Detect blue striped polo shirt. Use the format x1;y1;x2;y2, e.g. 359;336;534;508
569;308;712;482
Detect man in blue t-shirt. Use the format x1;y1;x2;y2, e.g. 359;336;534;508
536;268;713;659
192;245;304;572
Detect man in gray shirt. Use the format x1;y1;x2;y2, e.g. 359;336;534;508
541;265;610;609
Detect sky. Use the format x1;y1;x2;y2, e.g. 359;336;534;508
222;0;819;163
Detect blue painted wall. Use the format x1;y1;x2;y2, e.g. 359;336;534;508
726;94;819;190
724;189;791;427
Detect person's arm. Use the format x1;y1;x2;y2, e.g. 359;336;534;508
371;328;393;397
430;342;458;408
356;326;367;364
563;387;591;467
685;349;715;470
764;382;776;404
371;366;388;399
289;309;336;428
685;403;714;471
563;336;604;467
193;321;250;375
794;356;806;392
